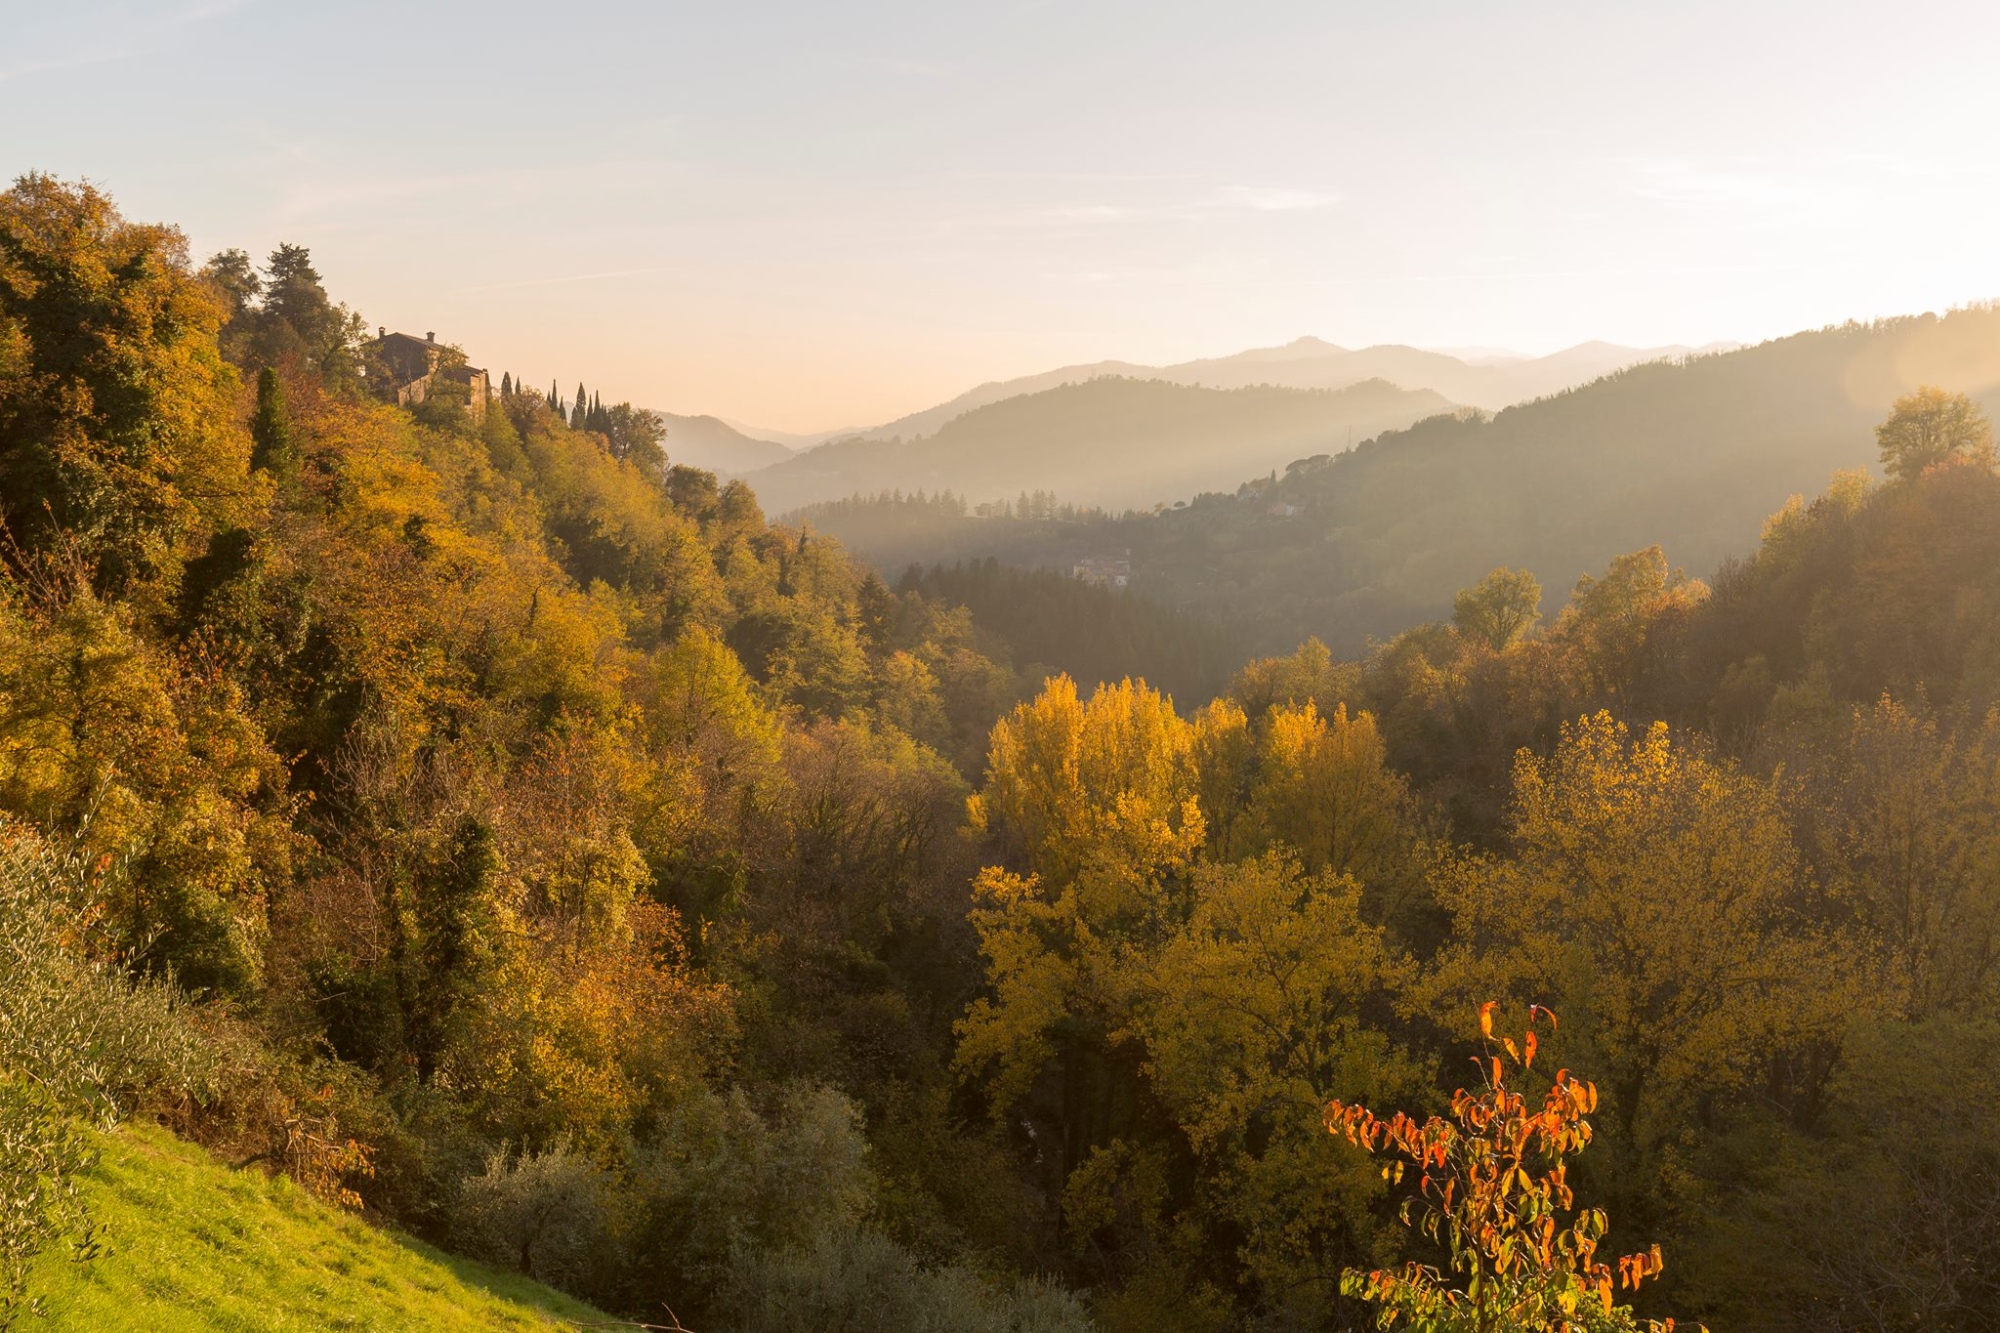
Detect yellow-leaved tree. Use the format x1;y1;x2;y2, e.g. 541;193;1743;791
957;675;1205;1113
0;174;250;594
959;674;1430;1320
1422;713;1855;1240
1138;852;1424;1314
1794;695;2000;1017
1244;700;1418;886
1874;386;1994;481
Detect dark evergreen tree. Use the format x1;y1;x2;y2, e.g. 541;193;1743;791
404;815;498;1084
261;243;327;336
256;243;363;380
201;248;262;325
571;382;587;430
856;571;896;650
248;368;295;480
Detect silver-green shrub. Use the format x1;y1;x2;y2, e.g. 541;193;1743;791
619;1081;874;1307
720;1229;1092;1333
454;1138;615;1289
0;819;217;1323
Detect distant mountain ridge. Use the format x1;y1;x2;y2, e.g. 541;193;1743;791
654;412;794;475
741;375;1453;514
660;335;1731;479
716;418;860;451
826;336;1732;446
791;307;2000;657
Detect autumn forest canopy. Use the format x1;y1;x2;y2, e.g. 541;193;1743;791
10;174;2000;1333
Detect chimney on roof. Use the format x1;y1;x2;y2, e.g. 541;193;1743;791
377;326;385;338
426;331;435;343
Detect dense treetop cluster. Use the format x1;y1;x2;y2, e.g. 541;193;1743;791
5;174;2000;1331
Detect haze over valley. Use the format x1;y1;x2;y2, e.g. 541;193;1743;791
675;336;1741;507
11;4;2000;1332
791;307;2000;654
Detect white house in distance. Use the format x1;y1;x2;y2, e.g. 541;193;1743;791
1072;552;1131;589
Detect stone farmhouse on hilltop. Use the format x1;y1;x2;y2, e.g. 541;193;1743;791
363;329;489;422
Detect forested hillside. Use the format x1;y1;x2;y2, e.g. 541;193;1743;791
949;426;2000;1332
802;308;2000;656
742;375;1449;513
0;175;1087;1331
896;558;1237;706
8;174;2000;1333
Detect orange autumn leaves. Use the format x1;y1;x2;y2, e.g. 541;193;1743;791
1328;1003;1686;1333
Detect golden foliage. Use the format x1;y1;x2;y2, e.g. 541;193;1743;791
462;902;735;1148
1245;701;1414;883
1423;714;1853;1199
0;571;291;991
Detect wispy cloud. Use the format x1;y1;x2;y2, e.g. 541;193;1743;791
0;0;254;83
273;161;664;221
1825;150;1998;181
167;0;259;25
1311;262;1777;287
1210;185;1338;212
456;266;679;294
1625;158;1840;220
1019;184;1337;229
0;47;132;84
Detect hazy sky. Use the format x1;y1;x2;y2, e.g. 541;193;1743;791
8;0;2000;433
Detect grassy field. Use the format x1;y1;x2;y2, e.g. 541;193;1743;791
23;1121;618;1331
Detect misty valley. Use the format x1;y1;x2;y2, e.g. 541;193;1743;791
7;165;2000;1333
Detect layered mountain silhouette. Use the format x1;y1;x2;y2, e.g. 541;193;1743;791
656;412;794;474
740;376;1452;514
792;307;2000;656
832;335;1728;445
666;336;1726;485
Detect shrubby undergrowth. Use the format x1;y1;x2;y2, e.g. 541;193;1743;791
0;820;216;1322
7;173;2000;1332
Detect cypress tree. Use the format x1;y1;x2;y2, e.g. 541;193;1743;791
570;382;587;429
405;814;497;1084
249;367;295;479
500;371;512;396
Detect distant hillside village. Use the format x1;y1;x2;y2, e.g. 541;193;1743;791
356;331;663;466
1071;552;1131;588
354;325;672;468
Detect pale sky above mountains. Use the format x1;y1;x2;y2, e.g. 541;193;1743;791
7;0;2000;432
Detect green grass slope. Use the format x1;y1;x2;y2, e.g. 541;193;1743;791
24;1123;612;1332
